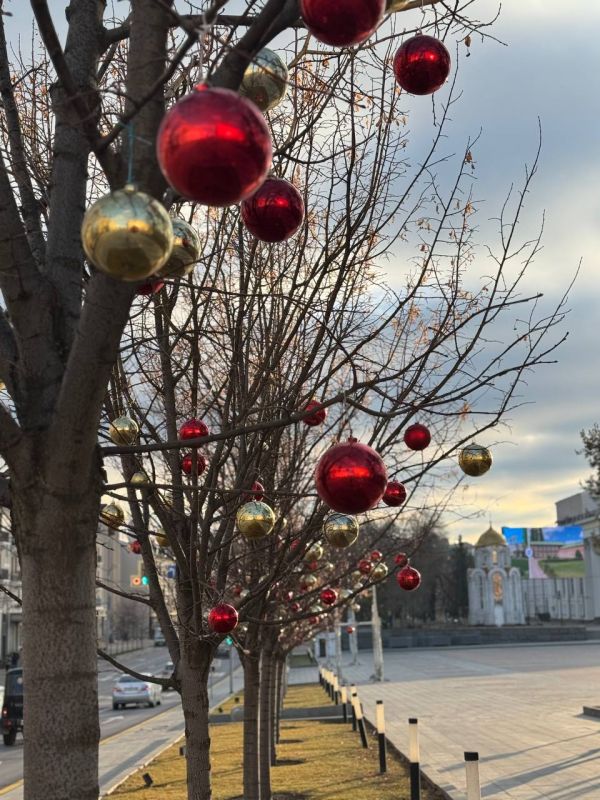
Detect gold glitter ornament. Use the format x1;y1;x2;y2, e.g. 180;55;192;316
458;443;493;477
159;217;201;278
130;470;150;487
323;513;359;548
305;542;324;562
81;184;173;281
100;502;125;529
237;501;276;539
109;415;139;446
239;48;289;112
371;562;389;582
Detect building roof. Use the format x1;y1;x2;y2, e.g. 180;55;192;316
475;526;507;548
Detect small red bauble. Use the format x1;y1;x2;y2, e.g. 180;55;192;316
182;452;207;475
208;603;239;634
320;587;338;606
346;625;355;634
241;178;304;243
179;418;209;440
315;438;388;514
397;565;421;591
157;85;272;207
307;560;319;572
243;481;265;502
233;585;243;597
383;480;407;507
393;35;451;96
309;615;319;625
394;552;409;568
130;540;142;555
303;400;328;427
300;0;385;47
404;423;431;451
291;538;302;551
290;602;301;613
358;559;373;575
136;278;165;296
370;550;383;562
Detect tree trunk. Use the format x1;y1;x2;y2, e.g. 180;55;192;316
259;646;273;798
180;640;213;800
17;484;101;800
242;649;261;800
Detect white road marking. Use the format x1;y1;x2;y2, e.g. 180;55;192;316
103;716;124;725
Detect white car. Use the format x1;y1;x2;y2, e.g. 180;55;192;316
112;674;162;709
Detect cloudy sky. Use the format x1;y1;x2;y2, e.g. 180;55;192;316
5;1;599;542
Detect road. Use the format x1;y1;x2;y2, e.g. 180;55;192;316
0;644;237;793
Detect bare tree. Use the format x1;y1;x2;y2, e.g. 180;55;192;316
0;2;567;799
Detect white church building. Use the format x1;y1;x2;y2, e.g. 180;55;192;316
468;526;525;626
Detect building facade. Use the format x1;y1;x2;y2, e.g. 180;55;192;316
468;527;525;626
555;491;600;619
0;508;21;664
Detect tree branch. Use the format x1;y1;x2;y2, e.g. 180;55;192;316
97;648;174;689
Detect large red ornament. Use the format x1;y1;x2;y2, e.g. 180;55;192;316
300;0;385;47
179;418;209;440
208;603;239;633
136;278;165;296
393;35;451;96
241;178;304;243
320;587;338;606
315;438;387;514
370;550;383;562
130;540;142;555
383;480;407;507
397;565;421;591
182;452;207;476
404;423;431;451
303;400;328;427
157;85;272;207
358;559;373;576
394;552;409;568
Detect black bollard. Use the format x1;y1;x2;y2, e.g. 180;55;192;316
376;700;387;774
409;718;421;800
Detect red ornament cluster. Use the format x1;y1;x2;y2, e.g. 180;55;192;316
241;178;305;243
404;423;431;451
315;438;387;514
208;603;239;633
397;565;421;591
393;35;451;96
303;400;328;427
181;452;207;476
179;418;209;440
300;0;385;47
157;85;272;207
320;587;338;606
383;480;407;507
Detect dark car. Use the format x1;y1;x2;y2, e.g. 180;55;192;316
2;668;23;745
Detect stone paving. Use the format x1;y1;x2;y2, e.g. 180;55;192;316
323;642;600;800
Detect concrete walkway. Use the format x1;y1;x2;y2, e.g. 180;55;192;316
325;642;600;800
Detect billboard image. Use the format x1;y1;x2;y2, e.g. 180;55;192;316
502;526;584;579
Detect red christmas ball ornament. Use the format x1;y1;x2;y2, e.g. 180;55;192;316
315;438;387;514
181;452;207;476
358;559;373;576
290;538;302;551
300;0;385;47
320;587;338;606
244;481;265;502
393;35;451;96
233;585;243;597
346;625;355;635
179;418;209;440
309;615;319;625
303;399;328;427
289;602;301;613
208;603;239;633
136;278;165;296
397;565;421;591
394;552;409;568
404;423;431;451
130;540;142;555
383;480;407;507
241;178;304;243
157;85;272;207
370;550;383;562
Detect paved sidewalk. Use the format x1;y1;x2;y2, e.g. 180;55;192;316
324;643;600;800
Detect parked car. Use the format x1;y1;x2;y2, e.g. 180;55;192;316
153;629;166;646
112;674;162;709
158;661;174;691
1;668;23;745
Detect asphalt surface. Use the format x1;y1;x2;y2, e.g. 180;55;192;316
0;644;234;793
